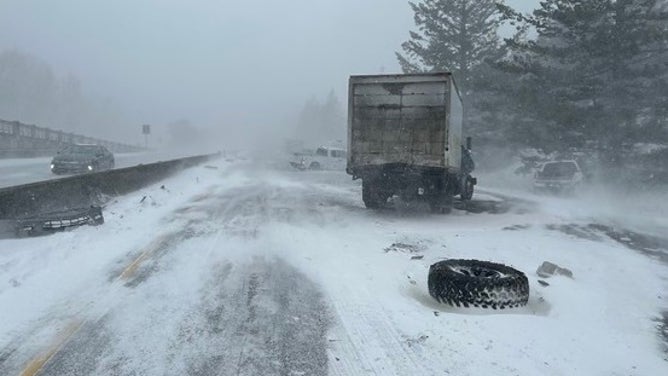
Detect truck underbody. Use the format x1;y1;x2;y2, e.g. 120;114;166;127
351;163;475;211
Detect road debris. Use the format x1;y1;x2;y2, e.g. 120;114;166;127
536;261;574;279
14;206;104;238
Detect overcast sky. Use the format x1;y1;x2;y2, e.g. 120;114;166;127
0;0;539;143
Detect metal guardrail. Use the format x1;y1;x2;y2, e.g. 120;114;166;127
0;118;143;157
0;153;218;219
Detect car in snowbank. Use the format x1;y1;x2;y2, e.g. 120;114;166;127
533;160;584;193
51;144;115;175
289;146;346;171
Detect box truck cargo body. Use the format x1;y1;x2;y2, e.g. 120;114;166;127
347;73;475;211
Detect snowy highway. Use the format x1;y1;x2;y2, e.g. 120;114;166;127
0;151;201;189
0;159;667;375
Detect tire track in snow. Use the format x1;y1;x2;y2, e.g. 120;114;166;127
166;257;330;376
327;286;440;376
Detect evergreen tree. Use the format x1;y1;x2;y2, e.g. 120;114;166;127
396;0;506;137
499;0;668;154
0;49;131;141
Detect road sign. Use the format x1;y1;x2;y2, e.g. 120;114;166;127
142;124;151;135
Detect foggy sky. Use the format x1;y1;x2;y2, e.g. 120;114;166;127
0;0;538;145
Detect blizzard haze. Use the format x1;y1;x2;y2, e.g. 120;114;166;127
0;0;538;148
1;1;667;375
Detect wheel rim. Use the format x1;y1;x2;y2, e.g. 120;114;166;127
449;265;506;278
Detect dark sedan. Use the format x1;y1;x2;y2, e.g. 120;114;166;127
50;144;115;175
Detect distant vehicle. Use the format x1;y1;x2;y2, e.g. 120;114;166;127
290;146;346;171
50;144;115;175
533;160;583;193
346;73;476;212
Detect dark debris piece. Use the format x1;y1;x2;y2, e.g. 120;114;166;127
14;206;104;238
536;261;574;279
503;224;531;231
385;242;423;253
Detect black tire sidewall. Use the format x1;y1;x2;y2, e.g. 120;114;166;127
428;259;529;309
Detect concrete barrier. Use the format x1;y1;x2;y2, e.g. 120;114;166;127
0;153;217;219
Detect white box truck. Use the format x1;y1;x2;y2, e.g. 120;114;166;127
346;73;476;211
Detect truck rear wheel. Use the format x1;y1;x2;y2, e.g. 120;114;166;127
460;176;475;201
362;181;389;209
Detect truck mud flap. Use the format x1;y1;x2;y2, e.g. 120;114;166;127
12;206;104;238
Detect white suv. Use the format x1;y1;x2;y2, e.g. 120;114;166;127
290;146;347;171
533;160;584;193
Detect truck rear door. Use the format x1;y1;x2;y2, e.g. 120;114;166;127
348;74;451;170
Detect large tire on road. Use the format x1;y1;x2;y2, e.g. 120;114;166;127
428;259;529;309
362;181;389;209
309;161;321;170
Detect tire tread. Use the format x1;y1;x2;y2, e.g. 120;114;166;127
428;259;529;309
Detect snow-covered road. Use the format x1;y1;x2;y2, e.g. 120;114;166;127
0;160;666;375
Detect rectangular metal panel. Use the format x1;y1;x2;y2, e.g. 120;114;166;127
348;74;452;170
447;79;463;170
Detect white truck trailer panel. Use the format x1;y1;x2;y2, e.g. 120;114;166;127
347;73;462;172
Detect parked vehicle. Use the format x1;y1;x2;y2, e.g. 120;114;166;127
290;146;346;171
50;144;115;175
346;72;476;211
533;160;584;193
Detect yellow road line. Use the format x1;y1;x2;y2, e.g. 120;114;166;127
20;232;179;375
117;233;174;281
19;321;84;376
19;232;182;375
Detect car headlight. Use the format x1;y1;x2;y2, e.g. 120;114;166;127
50;164;54;170
87;165;93;171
